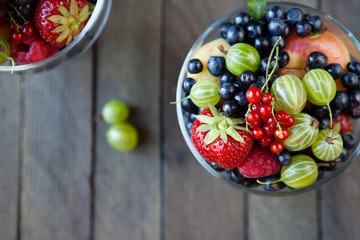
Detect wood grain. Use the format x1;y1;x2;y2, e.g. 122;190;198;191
20;51;93;240
321;0;360;239
0;74;20;240
164;1;246;239
94;0;161;239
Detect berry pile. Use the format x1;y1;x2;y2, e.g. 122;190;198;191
0;0;94;67
178;3;360;192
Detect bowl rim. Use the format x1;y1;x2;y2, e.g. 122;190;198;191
0;0;113;72
175;1;360;196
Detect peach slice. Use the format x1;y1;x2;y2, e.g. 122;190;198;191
187;38;231;84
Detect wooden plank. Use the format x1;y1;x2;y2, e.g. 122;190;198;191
164;1;246;239
93;1;161;239
321;1;360;239
20;51;93;240
0;73;20;240
247;1;319;240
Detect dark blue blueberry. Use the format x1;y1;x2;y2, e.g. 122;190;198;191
182;77;196;94
266;6;285;21
247;21;263;39
318;160;336;171
269;35;286;51
277;51;290;68
219;22;232;39
184;111;197;122
306;52;328;69
259;174;285;191
332;108;342;118
346;62;360;75
234;91;248;108
234;12;251;27
342;134;355;149
348;105;360;118
181;98;198;113
330;91;349;110
185;121;193;134
259;57;279;74
276;150;292;166
311;105;329;119
319;118;330;130
347;89;360;108
220;72;236;85
341;72;359;89
286;8;304;25
307;16;323;32
207;56;226;76
187;59;203;74
239;70;256;88
226;25;245;45
233;80;244;91
254;36;270;54
225;168;245;183
222;99;241;117
208;161;225;171
256;75;267;87
303;13;311;21
268;18;288;36
335;148;348;162
218;82;237;100
325;63;344;79
295;20;312;37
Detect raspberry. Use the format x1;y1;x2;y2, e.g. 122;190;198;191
238;145;281;178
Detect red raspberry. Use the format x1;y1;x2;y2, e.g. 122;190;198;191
238;145;281;178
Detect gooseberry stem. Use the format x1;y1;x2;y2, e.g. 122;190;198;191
327;103;333;128
257;178;283;185
262;37;281;93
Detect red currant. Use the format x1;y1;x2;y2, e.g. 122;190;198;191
246;111;261;123
246;86;262;103
259;136;272;147
250;120;261;128
22;24;34;36
270;140;284;154
252;127;264;139
282;115;295;128
274;127;289;141
275;110;290;123
259;104;272;117
12;32;22;41
263;123;275;136
266;115;277;125
251;103;261;112
262;92;273;104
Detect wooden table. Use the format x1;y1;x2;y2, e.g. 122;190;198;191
1;0;360;239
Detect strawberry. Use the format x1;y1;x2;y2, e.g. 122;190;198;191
329;113;352;134
191;104;253;169
34;0;91;47
238;144;281;178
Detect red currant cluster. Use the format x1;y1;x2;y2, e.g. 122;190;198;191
245;86;295;154
7;7;35;42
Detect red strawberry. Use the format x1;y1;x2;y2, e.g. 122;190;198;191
329;113;352;134
238;144;281;178
191;105;253;169
34;0;91;47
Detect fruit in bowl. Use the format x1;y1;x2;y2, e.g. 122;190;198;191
176;1;360;195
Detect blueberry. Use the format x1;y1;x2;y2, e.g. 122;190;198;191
185;121;193;134
184;111;197;122
234;91;249;108
306;52;328;69
330;91;349;110
276;150;292;166
341;72;359;89
335;148;348;162
346;62;360;75
226;25;245;45
254;37;270;54
187;59;203;74
319;118;330;130
207;56;226;76
269;35;286;51
247;21;263;39
181;98;198;113
219;22;232;39
207;161;225;171
234;12;251;27
347;89;360;108
286;8;304;25
311;105;329;119
277;51;290;68
266;6;285;21
182;77;196;94
307;16;323;32
259;174;285;191
325;63;344;79
233;81;244;91
268;18;288;36
295;20;312;37
220;72;236;85
348;105;360;118
259;57;279;74
218;82;237;100
303;13;311;21
239;70;256;88
332;108;342;118
318;160;336;171
342;134;355;149
222;99;241;117
225;168;245;183
256;75;267;87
